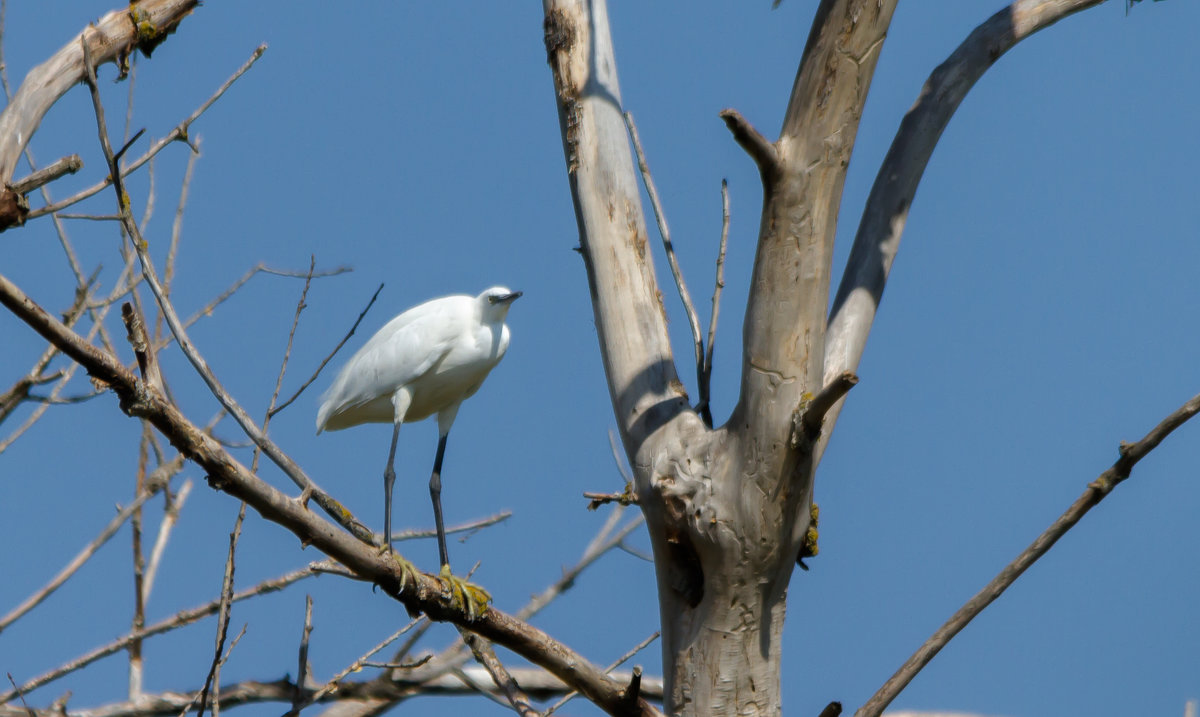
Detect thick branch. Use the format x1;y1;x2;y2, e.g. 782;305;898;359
733;0;896;443
0;0;197;203
857;389;1200;717
823;0;1106;428
0;272;660;717
542;0;690;450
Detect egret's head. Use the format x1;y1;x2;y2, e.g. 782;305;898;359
479;286;522;320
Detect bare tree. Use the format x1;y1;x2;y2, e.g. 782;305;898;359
0;2;1195;717
542;0;1197;715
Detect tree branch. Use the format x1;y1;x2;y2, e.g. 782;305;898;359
696;179;730;427
0;272;661;717
0;670;665;717
543;0;690;450
27;44;265;224
0;0;198;229
823;0;1106;433
624;111;705;417
8;154;82;195
0;469;171;634
856;389;1200;717
718;109;778;181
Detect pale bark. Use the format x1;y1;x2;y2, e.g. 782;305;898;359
543;1;897;714
822;0;1106;454
0;0;197;229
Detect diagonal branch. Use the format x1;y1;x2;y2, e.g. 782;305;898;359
0;467;172;634
856;388;1200;717
27;44;265;224
0;272;661;717
0;0;198;229
718;109;778;182
823;0;1107;438
78;39;374;546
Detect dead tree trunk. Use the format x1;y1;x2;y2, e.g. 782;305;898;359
543;1;896;714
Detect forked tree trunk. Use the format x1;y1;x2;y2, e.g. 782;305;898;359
542;1;895;714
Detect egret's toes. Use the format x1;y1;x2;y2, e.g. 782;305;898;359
438;564;491;621
386;551;418;595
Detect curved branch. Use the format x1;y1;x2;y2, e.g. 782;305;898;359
0;271;661;717
824;0;1106;420
0;0;198;229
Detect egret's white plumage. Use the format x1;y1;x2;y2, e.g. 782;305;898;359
317;288;517;433
316;286;521;575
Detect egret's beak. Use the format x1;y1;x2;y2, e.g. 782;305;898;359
490;291;522;305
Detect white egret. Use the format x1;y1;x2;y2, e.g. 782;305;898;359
317;286;521;597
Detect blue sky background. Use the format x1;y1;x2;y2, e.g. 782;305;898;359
2;2;1198;716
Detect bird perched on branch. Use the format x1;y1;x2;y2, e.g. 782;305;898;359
317;286;521;614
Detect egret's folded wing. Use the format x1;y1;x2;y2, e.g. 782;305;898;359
316;310;460;430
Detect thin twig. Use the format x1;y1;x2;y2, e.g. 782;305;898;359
458;630;537;717
623;112;704;411
698;179;729;427
143;477;193;603
307;618;424;704
0;278;93;426
291;596;314;714
856;389;1200;717
0;476;170;633
607;429;634;484
166;264;351;353
252;257;315;476
543;631;660;716
129;426;152;700
53;213;121;221
382;509;643;700
81;39;374;544
197;504;246;717
270;283;383;418
0;260;129;454
390;510;513;544
0;669;664;717
162;138;201;319
0;562;330;704
29;45;267;221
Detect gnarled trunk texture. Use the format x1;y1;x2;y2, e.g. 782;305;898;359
542;1;896;714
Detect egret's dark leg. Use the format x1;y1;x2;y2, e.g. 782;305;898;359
429;433;451;569
382;420;401;552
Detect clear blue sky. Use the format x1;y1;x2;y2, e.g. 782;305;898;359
2;2;1198;716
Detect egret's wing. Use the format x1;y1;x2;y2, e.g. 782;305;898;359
316;307;461;430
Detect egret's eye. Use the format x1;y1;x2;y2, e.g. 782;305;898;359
488;296;500;304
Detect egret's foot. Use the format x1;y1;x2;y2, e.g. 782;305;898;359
438;564;491;621
384;549;418;595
